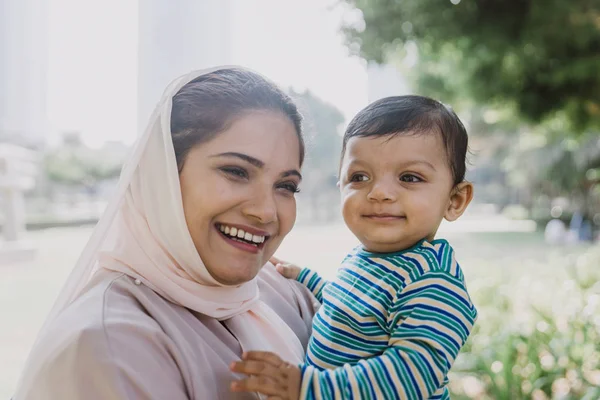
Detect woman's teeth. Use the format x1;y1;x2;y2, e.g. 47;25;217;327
218;224;266;244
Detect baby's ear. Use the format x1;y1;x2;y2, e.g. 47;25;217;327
444;182;473;222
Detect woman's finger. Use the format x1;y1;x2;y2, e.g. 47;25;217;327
242;351;286;367
230;361;284;383
231;376;283;396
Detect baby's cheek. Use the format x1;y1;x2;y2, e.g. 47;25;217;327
342;192;361;211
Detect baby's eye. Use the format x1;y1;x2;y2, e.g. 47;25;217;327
349;173;369;182
399;174;422;183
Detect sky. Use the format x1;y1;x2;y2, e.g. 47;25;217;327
46;0;370;148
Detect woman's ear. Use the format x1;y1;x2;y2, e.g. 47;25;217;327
444;181;474;222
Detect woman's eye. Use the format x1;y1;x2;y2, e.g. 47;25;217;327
349;173;369;182
220;166;248;179
400;174;422;183
277;182;300;194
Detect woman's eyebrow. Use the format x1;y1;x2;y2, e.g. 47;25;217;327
282;170;302;180
210;152;264;168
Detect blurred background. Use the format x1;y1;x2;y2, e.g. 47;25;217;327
1;0;599;399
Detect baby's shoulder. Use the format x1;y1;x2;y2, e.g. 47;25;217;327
397;239;464;280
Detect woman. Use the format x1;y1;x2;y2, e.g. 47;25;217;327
14;67;318;399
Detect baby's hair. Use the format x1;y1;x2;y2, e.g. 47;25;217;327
341;95;468;186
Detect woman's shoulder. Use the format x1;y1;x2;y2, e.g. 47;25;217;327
64;269;163;330
32;270;172;364
15;271;190;399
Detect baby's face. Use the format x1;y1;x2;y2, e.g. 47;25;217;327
339;132;455;253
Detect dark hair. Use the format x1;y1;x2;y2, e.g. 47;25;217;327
170;68;304;171
341;95;468;186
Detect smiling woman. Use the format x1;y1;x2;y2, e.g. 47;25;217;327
179;111;302;285
13;67;319;400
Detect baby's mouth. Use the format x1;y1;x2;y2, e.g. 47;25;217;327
363;214;405;219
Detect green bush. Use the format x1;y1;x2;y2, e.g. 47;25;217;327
449;246;600;399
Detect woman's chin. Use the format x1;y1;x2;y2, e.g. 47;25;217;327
209;264;263;286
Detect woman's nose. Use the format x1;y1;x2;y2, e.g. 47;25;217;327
241;190;278;224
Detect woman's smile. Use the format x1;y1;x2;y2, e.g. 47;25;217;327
215;223;270;254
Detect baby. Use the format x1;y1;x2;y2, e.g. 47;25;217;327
231;95;478;399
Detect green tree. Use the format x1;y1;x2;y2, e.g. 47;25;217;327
482;128;600;224
342;0;600;133
289;89;345;221
44;133;123;194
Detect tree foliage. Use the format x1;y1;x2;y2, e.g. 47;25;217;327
44;151;121;188
290;88;345;176
44;137;123;190
289;89;345;221
342;0;600;133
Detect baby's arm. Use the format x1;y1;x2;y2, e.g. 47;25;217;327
271;256;328;303
300;271;478;399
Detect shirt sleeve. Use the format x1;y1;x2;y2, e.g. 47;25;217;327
299;271;478;399
14;316;190;400
296;267;328;303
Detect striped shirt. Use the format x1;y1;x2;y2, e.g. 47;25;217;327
296;239;477;400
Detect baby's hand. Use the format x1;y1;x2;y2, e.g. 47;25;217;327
230;351;301;399
270;256;301;280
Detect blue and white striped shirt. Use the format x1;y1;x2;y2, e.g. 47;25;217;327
297;239;477;399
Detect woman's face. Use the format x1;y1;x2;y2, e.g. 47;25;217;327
179;111;302;286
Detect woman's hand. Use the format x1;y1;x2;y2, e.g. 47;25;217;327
230;351;301;400
270;256;302;280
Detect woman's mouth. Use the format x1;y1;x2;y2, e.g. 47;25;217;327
215;223;269;252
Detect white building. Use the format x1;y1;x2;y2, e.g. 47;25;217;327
0;0;49;147
137;0;233;131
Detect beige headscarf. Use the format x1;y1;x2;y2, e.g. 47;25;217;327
15;66;304;396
